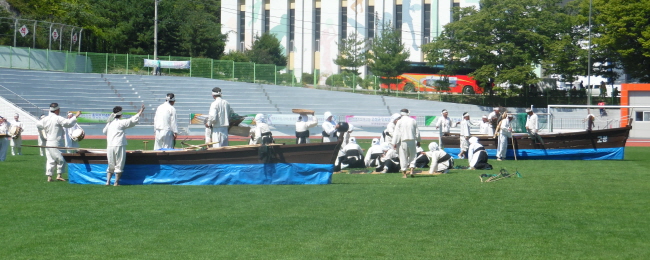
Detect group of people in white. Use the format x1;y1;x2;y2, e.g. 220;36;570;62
0;113;24;162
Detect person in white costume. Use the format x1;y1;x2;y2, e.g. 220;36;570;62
9;113;24;155
525;108;539;135
479;115;493;136
496;114;514;161
435;109;452;148
488;107;501;133
36;103;81;182
0;116;9;161
154;93;178;150
295;112;318;144
250;114;274;145
467;137;490;170
457;112;474;159
381;113;402;145
64;112;82;152
413;141;430;168
37;114;46;156
375;143;400;173
391;108;421;178
364;138;383;167
207;87;235;148
426;142;453;174
321;111;339;142
338;136;365;170
103;105;144;186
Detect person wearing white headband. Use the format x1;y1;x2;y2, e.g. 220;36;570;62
479;115;493;136
457;112;474;159
37;114;47;156
391;108;421;178
103;105;144;186
488;107;501;132
435;109;452;148
426;142;453;174
207;87;235;147
321;111;339;143
525;108;539;136
364;138;384;167
295;112;317;144
496;114;514;161
36;103;81;182
63;112;82;153
0;116;9;162
381;113;401;145
250;114;274;145
9;113;24;156
467;137;491;170
154;93;179;150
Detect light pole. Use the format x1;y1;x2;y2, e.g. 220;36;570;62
154;0;159;60
587;0;593;105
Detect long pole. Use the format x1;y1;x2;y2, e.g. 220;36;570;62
154;0;159;60
586;0;593;105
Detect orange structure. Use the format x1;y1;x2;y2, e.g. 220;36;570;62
620;83;650;127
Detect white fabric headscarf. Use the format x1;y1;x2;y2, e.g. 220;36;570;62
349;137;356;144
428;142;440;151
381;143;392;152
371;138;379;146
298;114;308;122
254;114;267;124
469;136;479;144
390;113;401;122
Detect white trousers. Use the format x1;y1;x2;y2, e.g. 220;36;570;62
10;136;22;155
497;134;509;159
154;129;175;150
106;146;126;173
460;136;469;152
0;138;8;161
45;143;66;176
397;140;417;172
38;137;46;156
210;126;229;148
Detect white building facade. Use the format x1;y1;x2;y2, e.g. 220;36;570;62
221;0;480;83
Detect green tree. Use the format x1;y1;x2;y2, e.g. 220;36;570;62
424;0;569;96
333;33;367;75
366;22;410;91
590;0;650;81
221;51;250;62
246;33;287;66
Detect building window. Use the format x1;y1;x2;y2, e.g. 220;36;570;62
239;10;246;51
367;6;375;39
315;7;321;51
636;111;650;121
289;8;295;52
423;3;430;44
341;4;347;40
264;9;270;33
395;4;402;37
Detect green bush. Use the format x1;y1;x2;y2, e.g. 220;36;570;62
325;72;363;88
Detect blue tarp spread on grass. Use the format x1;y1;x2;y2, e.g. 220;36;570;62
69;163;333;185
443;147;625;160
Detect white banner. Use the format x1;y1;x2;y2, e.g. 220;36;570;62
144;59;191;69
266;114;322;126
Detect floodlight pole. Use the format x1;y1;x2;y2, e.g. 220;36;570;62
586;0;593;105
154;0;159;60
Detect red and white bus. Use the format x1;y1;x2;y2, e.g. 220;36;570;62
380;63;484;94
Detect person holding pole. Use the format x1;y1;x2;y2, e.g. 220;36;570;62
36;103;81;182
496;114;513;161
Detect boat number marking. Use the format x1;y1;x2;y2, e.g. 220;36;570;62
597;136;608;143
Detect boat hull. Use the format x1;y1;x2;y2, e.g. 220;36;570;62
440;126;631;160
63;142;341;185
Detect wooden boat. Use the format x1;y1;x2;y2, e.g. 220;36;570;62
440;126;631;160
63;141;342;185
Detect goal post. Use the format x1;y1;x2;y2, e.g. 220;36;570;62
546;105;650;132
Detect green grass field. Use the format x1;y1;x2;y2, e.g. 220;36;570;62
1;139;649;259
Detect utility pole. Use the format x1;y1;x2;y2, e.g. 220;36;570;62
154;0;159;59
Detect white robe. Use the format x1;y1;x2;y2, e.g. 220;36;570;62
497;119;512;159
0;122;9;161
103;115;140;173
468;142;487;168
459;119;473;152
64;123;81;152
526;113;539;135
364;144;384;167
321;120;338;143
208;97;235;147
426;150;452;173
381;122;396;144
154;102;178;150
479;121;493;136
339;142;364;169
250;122;272;145
392;116;421;171
295;116;318;144
9;120;23;155
36;113;78;176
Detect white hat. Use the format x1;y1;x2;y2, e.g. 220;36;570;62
442;109;448;114
482;115;488;119
400;108;410;116
525;108;532;113
463;112;470;117
324;111;332;119
493;107;499;110
428;142;439;151
14;113;19;117
507;114;514;118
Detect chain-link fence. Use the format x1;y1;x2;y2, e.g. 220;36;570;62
0;18;83;51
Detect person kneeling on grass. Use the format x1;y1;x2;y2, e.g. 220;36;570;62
335;137;366;171
426;142;453;174
467;137;492;170
374;143;400;174
103;104;144;186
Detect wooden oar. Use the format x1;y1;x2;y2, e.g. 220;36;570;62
21;145;106;151
511;136;517;161
181;141;219;150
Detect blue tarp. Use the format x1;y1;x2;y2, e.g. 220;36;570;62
444;147;625;160
69;163;333;185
